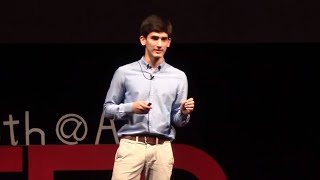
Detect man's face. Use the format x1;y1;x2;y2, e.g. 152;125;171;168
140;32;171;61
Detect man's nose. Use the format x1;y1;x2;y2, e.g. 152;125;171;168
156;39;162;46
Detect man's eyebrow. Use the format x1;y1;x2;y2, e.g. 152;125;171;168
150;36;168;39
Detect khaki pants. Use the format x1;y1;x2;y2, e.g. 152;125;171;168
111;138;174;180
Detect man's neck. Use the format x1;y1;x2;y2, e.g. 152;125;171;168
145;56;163;69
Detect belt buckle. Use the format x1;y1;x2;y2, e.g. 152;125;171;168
144;136;147;144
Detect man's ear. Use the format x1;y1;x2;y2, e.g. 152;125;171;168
140;36;146;46
167;38;171;47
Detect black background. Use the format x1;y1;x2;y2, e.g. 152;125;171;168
0;43;318;180
1;0;320;43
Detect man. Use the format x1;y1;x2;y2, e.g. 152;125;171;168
104;14;195;180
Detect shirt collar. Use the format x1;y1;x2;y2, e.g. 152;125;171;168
139;56;165;71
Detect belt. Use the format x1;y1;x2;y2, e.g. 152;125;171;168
121;135;169;145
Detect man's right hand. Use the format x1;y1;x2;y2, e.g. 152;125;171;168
132;101;152;114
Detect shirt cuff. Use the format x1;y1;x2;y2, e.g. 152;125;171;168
122;102;134;113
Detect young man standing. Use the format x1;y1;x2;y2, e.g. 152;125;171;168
104;14;195;180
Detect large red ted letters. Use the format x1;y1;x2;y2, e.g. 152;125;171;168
0;144;227;180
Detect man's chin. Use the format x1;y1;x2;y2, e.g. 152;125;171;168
153;54;163;59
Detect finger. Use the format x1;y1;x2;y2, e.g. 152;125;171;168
184;102;194;107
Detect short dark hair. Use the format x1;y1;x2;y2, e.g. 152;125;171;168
140;14;172;38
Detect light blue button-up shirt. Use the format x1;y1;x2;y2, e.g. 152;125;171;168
104;56;190;139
